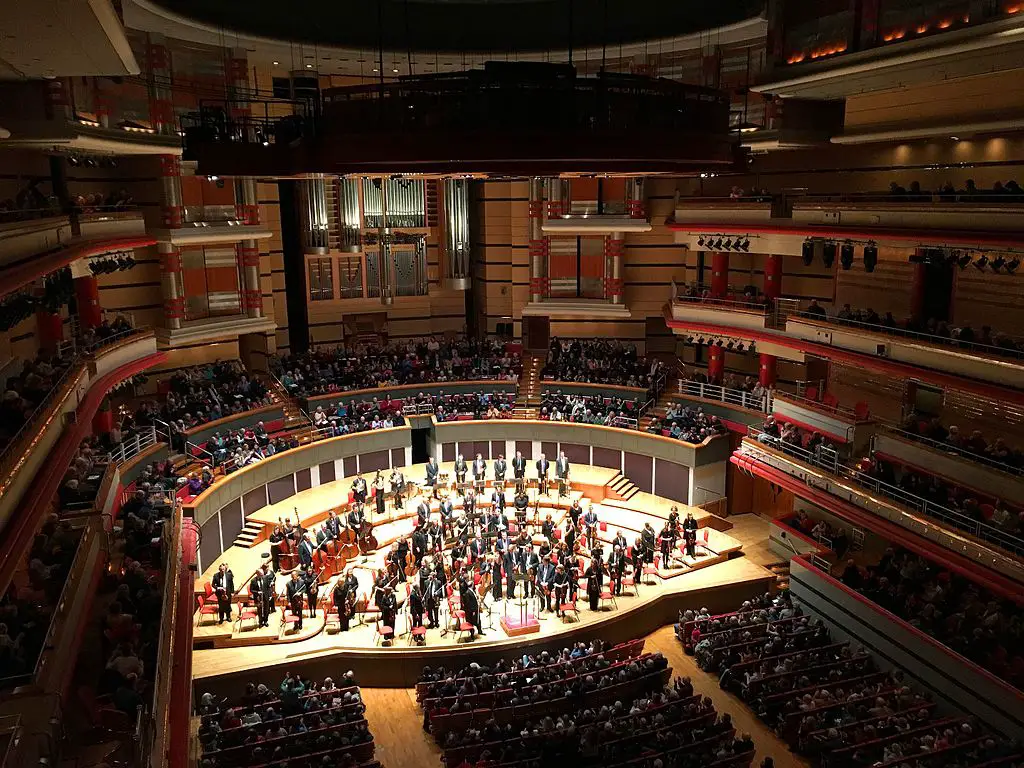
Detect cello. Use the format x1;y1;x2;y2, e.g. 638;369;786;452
338;508;360;560
357;516;378;554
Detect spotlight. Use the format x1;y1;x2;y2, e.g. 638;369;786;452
863;244;878;273
802;239;814;266
716;339;725;347
685;336;694;343
723;239;733;250
712;238;723;250
956;253;972;270
1006;258;1020;274
738;238;750;251
973;255;988;271
840;242;854;270
726;341;735;350
697;236;705;247
696;336;706;345
991;256;1006;272
822;241;837;268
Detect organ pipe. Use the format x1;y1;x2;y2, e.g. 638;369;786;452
298;176;329;254
443;178;471;290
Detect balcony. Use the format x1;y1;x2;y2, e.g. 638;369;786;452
0;213;72;269
792;196;1024;233
771;391;873;450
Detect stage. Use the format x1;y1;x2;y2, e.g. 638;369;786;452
190;462;774;693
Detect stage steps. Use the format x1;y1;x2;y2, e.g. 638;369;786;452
606;473;639;501
515;352;544;408
234;520;265;549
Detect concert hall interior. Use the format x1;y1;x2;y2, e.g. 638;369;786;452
3;1;1024;768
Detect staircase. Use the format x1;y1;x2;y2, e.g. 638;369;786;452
263;374;316;444
513;351;544;419
234;520;265;548
766;561;791;590
638;376;684;431
606;472;640;501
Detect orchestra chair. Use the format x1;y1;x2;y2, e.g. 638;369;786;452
374;620;394;646
600;581;617;611
195;595;219;626
236;599;258;632
643;554;661;585
280;608;300;636
325;608;341;634
457;618;475;642
358;592;380;628
559;597;580;623
620;567;638;597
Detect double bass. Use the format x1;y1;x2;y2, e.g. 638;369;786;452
338;509;360;559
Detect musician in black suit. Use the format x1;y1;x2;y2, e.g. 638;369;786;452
582;506;599;551
536;555;556;612
472;453;487;492
415;497;431;529
260;563;276;627
513;490;529;527
555;451;570;497
609;545;628;595
553;563;570;616
411;527;428;567
250;573;268;627
541;514;555;545
351;473;368;505
523;546;540;599
683;512;699;557
408;583;425;635
512;451;527;491
585;558;605;611
333;570;358;631
493;454;507;484
536;453;550;495
502;544;518;599
427;519;443;552
425;456;440;498
393;537;410;582
212;563;235;624
390;468;405;510
568;499;582;529
454;454;468;485
641;522;657;564
325;510;341;541
298;533;314;570
439;494;454;540
490;554;504;601
378;587;398;639
490;485;505;515
424;572;442;628
286;571;306;630
304;568;319;618
469;535;487;566
564;518;578;555
612;530;628;553
348;503;366;532
659;522;674;564
460;581;483;636
373;471;386;516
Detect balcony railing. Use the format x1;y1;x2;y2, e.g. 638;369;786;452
874;423;1024;479
109;426;166;468
746;427;1024;558
678;379;772;413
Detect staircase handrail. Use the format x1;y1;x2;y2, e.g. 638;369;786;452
677;379;771;413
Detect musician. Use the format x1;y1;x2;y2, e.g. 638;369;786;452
390;468;406;510
392;537;410;582
304;567;319;618
454;453;468;485
683;512;699;557
372;569;389;606
333;570;358;632
411;527;428;567
541;513;555;545
513;489;529;525
286;571;306;630
373;471;386;516
631;535;645;575
408;582;425;635
564;518;578;555
502;544;519;599
668;506;681;533
609;545;628;595
553;563;570;616
352;473;368;505
568;499;583;529
469;535;487;566
268;525;284;572
325;510;341;541
493;454;507;484
537;555;556;612
250;572;268;628
641;522;657;564
489;554;504;601
347;503;366;533
450;537;467;569
582;505;599;551
523;545;540;599
427;518;443;552
536;453;550;495
460;581;484;636
314;526;330;554
378;587;398;639
260;562;276;627
415;497;431;529
490;485;506;515
439;494;454;539
515;527;531;550
212;563;235;624
425;456;440;498
472;453;487;492
298;532;315;570
555;451;571;497
424;571;442;628
585;558;605;611
659;521;674;563
512;451;527;491
612;529;628;553
281;516;295;539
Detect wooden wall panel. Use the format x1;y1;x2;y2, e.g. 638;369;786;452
343;455;358;477
242;485;268;516
559;442;589;465
654;458;689;504
296;467;312;492
592;446;621;470
515;440;533;459
318;461;336;484
834;257;913;317
624;452;653;493
952;268;1024;334
267;474;296;505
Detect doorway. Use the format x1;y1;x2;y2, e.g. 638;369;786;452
523;316;550;352
411;428;430;464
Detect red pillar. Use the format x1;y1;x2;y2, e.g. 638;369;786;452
910;262;926;323
708;346;725;383
711;252;729;297
74;275;102;329
92;405;114;436
759;354;777;387
36;311;64;353
764;254;783;301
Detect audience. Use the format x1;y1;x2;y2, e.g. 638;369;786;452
543;339;663;394
0;350;75;453
898;414;1022;471
647;402;729;444
540;390;642;427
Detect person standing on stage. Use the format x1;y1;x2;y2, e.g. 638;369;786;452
555;451;571;497
502;543;518;600
472;453;487;493
325;510;341;541
212;562;234;624
523;545;540;599
333;570;357;632
490;484;505;516
537;554;556;612
553;563;570;616
260;562;276;627
439;493;454;540
268;525;284;572
298;532;314;570
369;471;384;516
460;581;483;636
427;518;442;552
659;521;674;565
408;582;425;635
609;544;627;595
513;488;529;528
490;554;504;601
463;488;477;529
641;522;657;563
535;453;550;495
585;558;604;611
392;536;410;582
568;498;582;529
582;505;599;551
425;456;440;498
411;526;428;567
512;450;527;491
347;502;366;533
683;511;699;557
304;567;319;618
454;453;468;486
493;454;507;485
390;467;405;510
415;496;430;529
352;472;368;505
250;572;268;628
286;571;305;630
424;571;442;628
541;513;555;545
378;587;398;640
612;529;628;553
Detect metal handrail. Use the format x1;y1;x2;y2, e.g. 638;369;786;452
677;379;772;413
773;390;868;422
108;425;161;467
790;310;1024;361
746;427;1024;558
874;423;1024;479
673;293;769;314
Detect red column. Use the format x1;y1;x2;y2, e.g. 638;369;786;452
36;311;64;353
708;346;725;383
74;275;102;329
711;252;729;297
910;262;926;323
759;354;777;387
764;254;783;301
92;404;114;436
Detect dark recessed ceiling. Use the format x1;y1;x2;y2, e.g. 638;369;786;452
153;0;764;54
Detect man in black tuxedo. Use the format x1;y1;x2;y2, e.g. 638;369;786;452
324;510;341;541
439;494;454;540
250;573;268;627
348;503;366;532
472;453;487;492
555;451;570;496
490;485;505;516
425;456;440;498
390;468;406;510
454;454;468;485
609;544;628;595
259;563;276;627
523;545;540;599
411;527;428;567
378;587;398;638
536;453;550;495
553;563;570;616
298;533;314;570
286;571;305;630
512;451;527;491
537;555;556;612
460;581;483;636
351;473;368;505
212;562;235;624
683;512;699;557
408;583;425;636
415;497;431;529
424;572;442;628
493;454;507;484
304;568;319;618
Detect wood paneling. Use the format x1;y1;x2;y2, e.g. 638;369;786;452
343;455;358;477
624;452;653;493
242;486;268;515
391;447;406;467
267;474;296;505
559;442;589;465
318;461;336;484
654;458;690;504
296;468;312;492
592;446;621;470
515;440;533;459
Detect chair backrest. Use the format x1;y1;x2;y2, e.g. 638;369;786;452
854;401;870;420
805;386;819;401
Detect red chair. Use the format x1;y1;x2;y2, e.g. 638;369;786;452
374;620;394;645
805;386;819;401
643;554;661;585
409;625;427;645
457;620;475;642
236;600;258;632
196;595;219;626
620;571;638;597
600;582;617;611
559;598;579;622
280;610;300;635
854;401;871;420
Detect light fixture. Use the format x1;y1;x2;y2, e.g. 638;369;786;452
974;255;989;271
697;236;705;247
956;253;972;270
723;238;733;250
991;255;1006;272
950;135;960;141
738;238;750;251
726;341;735;350
716;339;725;347
207;175;219;182
802;239;814;266
863;243;878;272
273;61;279;65
840;242;854;270
306;63;313;69
822;241;837;268
392;68;400;73
712;238;723;250
1006;258;1020;274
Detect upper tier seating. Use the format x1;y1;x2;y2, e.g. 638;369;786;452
542;339;664;393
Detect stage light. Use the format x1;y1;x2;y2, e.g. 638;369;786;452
863;244;878;273
726;341;735;350
738;238;750;251
974;255;989;271
723;239;733;250
840;242;854;270
822;241;837;268
802;239;814;266
991;256;1006;272
697;236;705;247
712;238;723;250
956;253;972;270
1006;258;1020;274
716;339;725;347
